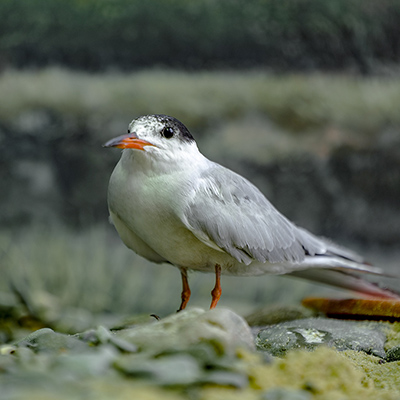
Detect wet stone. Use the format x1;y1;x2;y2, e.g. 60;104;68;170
255;318;386;358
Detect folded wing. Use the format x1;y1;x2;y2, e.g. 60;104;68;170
181;165;326;265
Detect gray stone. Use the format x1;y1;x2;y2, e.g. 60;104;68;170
245;304;314;327
200;370;249;388
54;346;118;377
261;388;312;400
115;354;202;385
76;325;138;353
255;318;386;358
115;308;254;356
114;345;249;387
15;328;89;353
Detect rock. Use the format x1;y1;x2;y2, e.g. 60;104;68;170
111;314;161;330
115;354;202;385
255;318;386;358
54;346;118;377
114;346;249;388
76;325;138;353
199;370;249;388
15;328;89;353
112;308;253;388
245;305;314;327
249;347;376;397
115;308;255;355
261;388;312;400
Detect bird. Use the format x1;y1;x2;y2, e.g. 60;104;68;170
104;114;399;311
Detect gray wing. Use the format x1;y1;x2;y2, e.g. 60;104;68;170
181;165;327;265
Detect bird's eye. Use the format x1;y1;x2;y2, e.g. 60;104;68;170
161;127;174;139
127;129;130;134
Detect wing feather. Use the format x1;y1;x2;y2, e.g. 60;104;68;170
181;165;326;265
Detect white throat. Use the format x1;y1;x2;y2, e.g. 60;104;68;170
120;141;210;177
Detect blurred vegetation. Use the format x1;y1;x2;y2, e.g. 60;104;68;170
2;68;400;134
1;0;400;72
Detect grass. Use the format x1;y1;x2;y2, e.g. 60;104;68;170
1;68;400;137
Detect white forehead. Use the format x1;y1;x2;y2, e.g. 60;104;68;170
128;116;164;137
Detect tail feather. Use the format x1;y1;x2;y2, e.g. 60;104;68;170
290;268;400;299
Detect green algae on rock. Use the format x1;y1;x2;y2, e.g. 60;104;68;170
247;347;400;399
344;350;400;392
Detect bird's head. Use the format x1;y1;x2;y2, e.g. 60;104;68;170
103;114;196;155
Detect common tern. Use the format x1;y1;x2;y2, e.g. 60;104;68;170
104;114;398;310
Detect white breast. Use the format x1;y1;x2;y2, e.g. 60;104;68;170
107;150;228;270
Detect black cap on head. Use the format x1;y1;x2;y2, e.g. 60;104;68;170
139;114;195;143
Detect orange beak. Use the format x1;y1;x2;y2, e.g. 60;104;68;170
103;133;155;150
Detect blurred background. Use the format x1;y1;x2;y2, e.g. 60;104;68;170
1;0;400;325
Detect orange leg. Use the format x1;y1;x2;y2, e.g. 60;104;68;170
210;264;222;309
177;268;191;312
